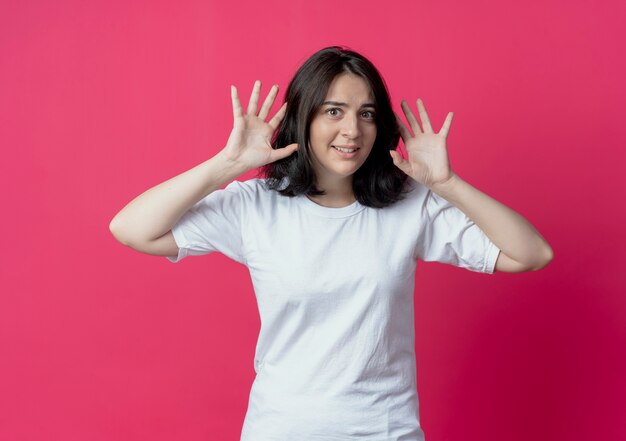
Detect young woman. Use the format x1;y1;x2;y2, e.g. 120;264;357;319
110;46;553;441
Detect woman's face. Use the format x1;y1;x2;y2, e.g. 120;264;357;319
308;73;377;185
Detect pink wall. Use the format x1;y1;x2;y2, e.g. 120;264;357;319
1;0;624;440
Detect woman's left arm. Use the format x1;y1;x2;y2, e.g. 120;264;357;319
391;98;554;273
430;173;553;272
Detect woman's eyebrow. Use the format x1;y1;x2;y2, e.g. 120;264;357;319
322;100;376;109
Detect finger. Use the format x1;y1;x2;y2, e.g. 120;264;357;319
231;85;243;121
439;112;453;138
247;80;261;115
268;102;288;130
395;112;412;141
400;100;422;135
389;150;411;175
258;84;279;121
416;98;434;133
270;142;299;162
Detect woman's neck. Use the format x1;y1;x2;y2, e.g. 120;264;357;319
308;176;356;208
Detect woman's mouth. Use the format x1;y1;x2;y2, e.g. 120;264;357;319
332;145;359;158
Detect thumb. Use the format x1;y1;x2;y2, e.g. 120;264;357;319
389;150;411;175
270;143;299;162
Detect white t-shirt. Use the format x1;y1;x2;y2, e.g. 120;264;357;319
167;177;500;441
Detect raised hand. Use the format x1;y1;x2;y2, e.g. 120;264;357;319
221;80;298;171
390;98;456;189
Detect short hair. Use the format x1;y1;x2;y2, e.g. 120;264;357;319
258;46;410;208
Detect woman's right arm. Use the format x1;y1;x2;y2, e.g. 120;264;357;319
108;151;249;257
108;81;298;257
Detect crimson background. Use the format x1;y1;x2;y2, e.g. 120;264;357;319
1;1;624;440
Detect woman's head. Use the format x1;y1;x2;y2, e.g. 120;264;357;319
260;46;409;208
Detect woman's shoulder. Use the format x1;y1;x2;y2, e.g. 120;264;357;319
224;177;284;204
226;177;274;192
393;178;431;206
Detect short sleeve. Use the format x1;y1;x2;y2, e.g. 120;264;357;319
415;189;501;274
166;180;246;265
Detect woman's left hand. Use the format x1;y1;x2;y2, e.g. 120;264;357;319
391;98;456;189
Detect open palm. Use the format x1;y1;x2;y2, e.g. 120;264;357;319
391;98;455;189
222;80;298;171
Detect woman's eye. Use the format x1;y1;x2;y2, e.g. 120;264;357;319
326;108;340;116
362;111;375;119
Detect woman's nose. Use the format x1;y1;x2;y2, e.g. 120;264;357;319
340;114;361;138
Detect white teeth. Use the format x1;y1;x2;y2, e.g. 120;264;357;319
333;146;357;153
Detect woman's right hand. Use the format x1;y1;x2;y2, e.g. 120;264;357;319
221;80;298;171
